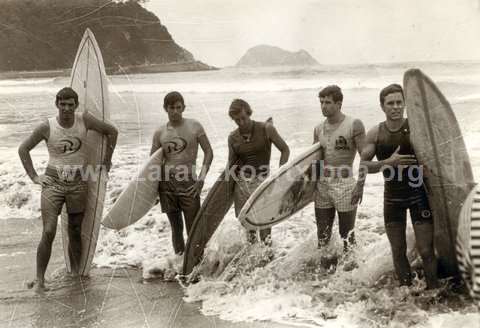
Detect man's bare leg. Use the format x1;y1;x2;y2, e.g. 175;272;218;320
338;209;357;252
68;212;83;275
385;221;412;286
315;207;336;247
166;211;185;255
413;221;439;289
28;197;59;292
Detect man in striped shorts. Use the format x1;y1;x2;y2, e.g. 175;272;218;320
457;184;480;306
314;85;366;255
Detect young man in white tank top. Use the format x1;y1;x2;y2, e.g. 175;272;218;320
18;87;118;292
313;85;366;268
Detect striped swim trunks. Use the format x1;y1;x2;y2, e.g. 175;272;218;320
315;176;357;212
456;184;480;306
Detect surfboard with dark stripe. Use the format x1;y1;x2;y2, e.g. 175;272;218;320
456;184;480;305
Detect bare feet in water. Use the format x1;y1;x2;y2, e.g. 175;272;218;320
26;280;49;293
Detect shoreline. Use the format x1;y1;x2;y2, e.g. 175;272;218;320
0;61;219;80
0;218;297;328
1;60;478;81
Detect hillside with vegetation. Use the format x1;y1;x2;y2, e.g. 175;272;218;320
0;0;214;73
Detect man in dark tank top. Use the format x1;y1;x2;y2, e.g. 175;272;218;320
227;99;290;245
358;84;439;289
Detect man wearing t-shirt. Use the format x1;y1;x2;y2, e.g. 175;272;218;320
150;91;213;255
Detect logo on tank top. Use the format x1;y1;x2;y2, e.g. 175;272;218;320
164;137;187;154
56;137;82;154
334;136;350;150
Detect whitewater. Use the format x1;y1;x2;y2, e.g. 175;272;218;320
1;63;479;327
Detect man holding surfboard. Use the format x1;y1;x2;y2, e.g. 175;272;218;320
227;99;290;244
18;87;118;292
150;91;213;255
356;83;439;289
314;85;366;255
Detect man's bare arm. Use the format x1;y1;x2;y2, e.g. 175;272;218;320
18;121;49;183
361;125;417;175
266;124;290;166
227;135;239;169
358;126;380;180
197;134;213;182
313;127;319;144
150;129;162;156
304;126;323;179
353;119;366;155
84;112;118;170
350;125;375;205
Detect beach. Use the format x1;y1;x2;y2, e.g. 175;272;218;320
0;218;298;328
1;63;480;327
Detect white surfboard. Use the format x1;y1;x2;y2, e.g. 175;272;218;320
102;149;163;230
238;143;321;230
61;29;109;276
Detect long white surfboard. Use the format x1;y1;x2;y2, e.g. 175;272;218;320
238;143;321;230
102;148;163;230
61;28;109;276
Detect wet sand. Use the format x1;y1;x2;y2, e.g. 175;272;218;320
0;219;296;328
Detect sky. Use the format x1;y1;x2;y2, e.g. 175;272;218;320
144;0;480;67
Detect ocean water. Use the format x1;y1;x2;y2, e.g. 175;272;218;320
1;63;480;327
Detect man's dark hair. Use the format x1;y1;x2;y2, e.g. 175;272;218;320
56;87;78;105
379;84;404;106
229;98;252;117
163;91;185;108
318;85;343;103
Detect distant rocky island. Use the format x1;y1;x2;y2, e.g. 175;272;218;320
0;0;216;75
236;45;319;67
